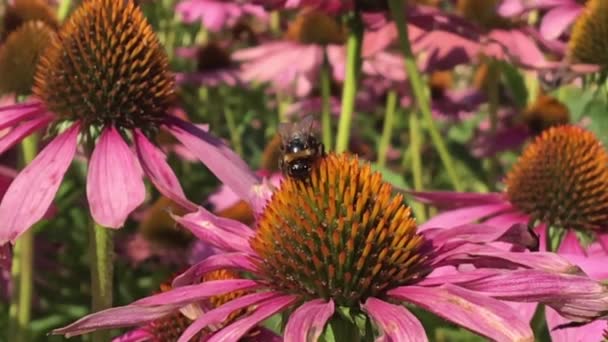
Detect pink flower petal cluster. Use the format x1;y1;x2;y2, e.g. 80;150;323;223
499;0;584;40
176;0;268;32
52;199;608;340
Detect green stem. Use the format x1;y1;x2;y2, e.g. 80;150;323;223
388;0;462;191
89;222;114;342
409;111;426;222
8;134;39;342
378;91;397;167
335;12;363;153
57;0;72;22
320;59;333;151
224;105;243;156
486;60;500;190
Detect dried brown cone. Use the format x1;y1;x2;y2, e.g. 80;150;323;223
2;0;58;40
505;125;608;231
568;0;608;68
32;0;175;132
0;20;57;95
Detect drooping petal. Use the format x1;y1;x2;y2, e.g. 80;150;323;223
362;298;427;342
53;305;182;337
460;269;608;321
424;223;537;250
177;292;279;342
134;279;259;306
164;117;260;204
87;126;146;228
464;251;582;274
284;299;335;342
207;295;297;342
545;306;606;342
172;208;254;254
172;253;257;288
0;123;80;244
133;130;196;211
0;101;44;130
420;203;513;231
389;284;533;341
0;114;53;154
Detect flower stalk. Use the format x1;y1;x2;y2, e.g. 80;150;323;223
320;58;333;151
409;110;427;222
378;90;397;168
335;12;363;153
8;134;39;342
388;0;463;191
89;222;114;342
486;60;500;190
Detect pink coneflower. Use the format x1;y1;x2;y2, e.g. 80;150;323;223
175;42;242;87
412;125;608;250
233;8;346;98
499;0;585;40
175;0;268;32
0;0;259;244
54;153;608;341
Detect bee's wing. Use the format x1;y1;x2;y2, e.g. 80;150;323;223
278;121;294;143
278;115;318;140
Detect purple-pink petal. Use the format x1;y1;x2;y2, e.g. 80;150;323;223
545;306;606;342
178;292;279;342
172;252;257;288
424;223;536;249
173;208;254;253
389;284;533;341
540;4;582;40
362;298;427;342
0;101;43;130
465;251;582;274
420;203;512;231
284;299;335;342
53;304;182;337
112;327;154;342
0;114;53;154
165;117;260;204
133;130;196;212
459;270;608;321
207;295;297;342
0;123;80;244
87;126;146;228
407;191;505;208
134;279;258;306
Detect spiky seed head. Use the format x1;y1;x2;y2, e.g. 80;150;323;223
252;153;429;307
32;0;175;132
0;20;57;95
506;125;608;231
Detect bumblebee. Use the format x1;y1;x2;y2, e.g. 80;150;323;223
278;116;325;180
